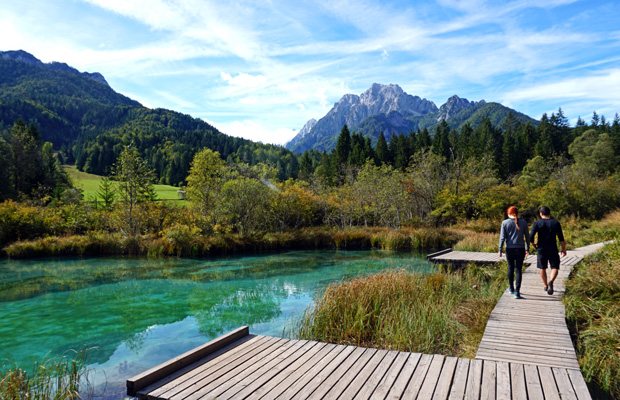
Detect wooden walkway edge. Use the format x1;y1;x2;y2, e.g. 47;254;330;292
127;242;609;399
128;332;592;399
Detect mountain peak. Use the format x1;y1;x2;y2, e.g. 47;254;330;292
0;49;108;86
437;95;480;122
286;83;437;152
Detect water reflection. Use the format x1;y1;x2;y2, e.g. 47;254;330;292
0;250;431;398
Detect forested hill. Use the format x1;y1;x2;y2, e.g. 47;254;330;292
0;51;299;185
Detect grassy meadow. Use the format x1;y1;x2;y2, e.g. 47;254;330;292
63;165;184;204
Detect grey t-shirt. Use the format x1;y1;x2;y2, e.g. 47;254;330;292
499;218;530;252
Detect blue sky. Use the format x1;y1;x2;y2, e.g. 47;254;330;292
1;0;619;144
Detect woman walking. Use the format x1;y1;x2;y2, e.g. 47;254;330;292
498;206;530;299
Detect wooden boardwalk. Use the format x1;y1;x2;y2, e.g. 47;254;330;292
475;243;606;371
127;242;608;399
128;326;592;399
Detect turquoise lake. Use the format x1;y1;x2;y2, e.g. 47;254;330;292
0;250;431;399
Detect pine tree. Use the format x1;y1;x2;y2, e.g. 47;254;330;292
591;111;600;128
335;124;352;167
393;134;409;170
299;151;313;179
501;131;515;178
97;176;116;209
417;128;431;150
432;120;451;159
112;143;156;234
375;132;389;165
537;113;552;158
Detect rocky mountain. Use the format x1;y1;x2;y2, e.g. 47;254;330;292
286;86;538;152
286;118;317;150
436;95;481;122
287;83;438;152
0;50;108;85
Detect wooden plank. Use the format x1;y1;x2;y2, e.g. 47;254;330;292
147;334;274;399
325;348;378;399
447;358;469;400
233;341;324;399
214;339;315;400
181;337;297;400
402;353;434;399
464;359;482;400
480;360;496;400
427;248;453;259
290;345;357;400
127;326;249;396
478;336;576;350
495;361;510;400
552;367;578;400
299;346;367;400
510;363;528;400
136;334;257;398
432;356;458;400
386;353;422;400
567;368;593;400
416;354;445;399
337;349;389;399
475;350;580;369
162;336;284;399
353;350;398;399
539;366;561;400
371;351;410;399
524;364;545;400
477;341;577;356
258;343;337;400
275;345;353;399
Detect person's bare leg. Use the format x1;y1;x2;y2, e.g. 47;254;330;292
549;269;559;282
540;269;548;288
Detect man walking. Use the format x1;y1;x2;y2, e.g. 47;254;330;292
530;206;566;295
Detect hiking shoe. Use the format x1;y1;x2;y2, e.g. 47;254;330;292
514;293;522;299
548;281;554;295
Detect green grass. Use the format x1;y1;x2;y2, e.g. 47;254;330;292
63;165;184;203
291;264;506;358
0;349;92;400
564;240;620;399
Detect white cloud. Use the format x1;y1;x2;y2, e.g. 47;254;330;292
154;90;199;110
503;69;620;103
213;120;298;145
221;72;267;88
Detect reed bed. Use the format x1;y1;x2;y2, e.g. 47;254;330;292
564;240;620;399
4;226;463;258
293;265;506;358
0;350;92;400
451;231;498;252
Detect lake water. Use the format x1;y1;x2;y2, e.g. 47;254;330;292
0;250;431;399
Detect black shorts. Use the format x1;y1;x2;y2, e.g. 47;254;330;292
537;252;560;270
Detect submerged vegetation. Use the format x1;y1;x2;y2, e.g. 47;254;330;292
0;350;91;400
293;265;506;358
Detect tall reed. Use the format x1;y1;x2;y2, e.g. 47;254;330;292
0;349;92;400
293;265;506;358
564;240;620;399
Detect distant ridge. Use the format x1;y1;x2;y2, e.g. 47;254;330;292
0;50;108;85
286;84;538;152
